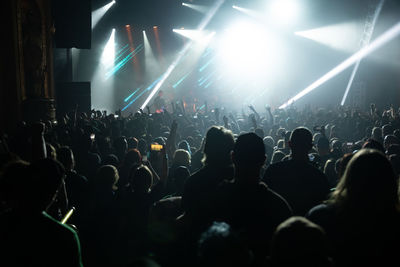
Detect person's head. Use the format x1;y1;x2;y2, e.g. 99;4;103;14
173;149;191;168
232;133;266;178
102;154;119;167
269;217;331;267
114;136;128;155
289;127;313;156
317;137;330;156
129;165;153;193
362;139;385;154
263;136;275;148
383;135;400;151
127;137;139;150
254;128;265;139
57;146;75;171
202;126;234;166
27;159;66;212
371;127;383;141
382;124;394;137
178;140;191;155
95;165;119;192
331;149;399;211
123;149;142;166
335;153;354;180
198;222;252;267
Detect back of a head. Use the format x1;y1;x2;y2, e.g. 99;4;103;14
362;139;385;153
270;217;330;267
173;149;191;167
317;137;330;152
95;165;119;191
203;126;234;166
27;159;66;211
233;133;266;168
198;222;252;267
130;165;153;193
289;127;313;154
333;149;399;210
124;149;142;166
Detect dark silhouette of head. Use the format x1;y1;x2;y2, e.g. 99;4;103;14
202;126;234;166
198;222;252;267
27;159;66;212
289;127;313;159
129;165;153;193
332;149;399;211
269;216;331;267
362;139;385;154
95;165;119;192
232;133;266;173
123;149;142;166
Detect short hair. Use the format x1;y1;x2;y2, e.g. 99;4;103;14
95;165;119;191
270;216;330;267
290;127;313;151
202;126;234;166
130;165;153;193
173;149;191;167
233;133;265;167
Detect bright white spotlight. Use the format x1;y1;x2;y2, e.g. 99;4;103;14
92;0;116;29
217;21;283;78
182;2;209;13
280;21;400;109
269;0;300;25
173;29;215;44
101;29;115;67
140;0;225;110
232;5;261;19
295;22;362;53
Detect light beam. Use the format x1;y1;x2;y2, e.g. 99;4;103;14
280;22;400;109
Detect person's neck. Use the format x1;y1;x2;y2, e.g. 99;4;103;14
291;151;309;162
235;168;261;184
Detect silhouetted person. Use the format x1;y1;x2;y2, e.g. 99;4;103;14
0;159;83;267
269;216;332;267
182;126;235;225
213;133;292;263
307;149;400;267
263;127;330;215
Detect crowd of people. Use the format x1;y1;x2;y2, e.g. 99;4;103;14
1;101;400;267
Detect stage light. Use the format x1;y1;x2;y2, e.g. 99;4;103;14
295;22;362;53
125;24;130;28
92;0;116;29
182;2;209;13
217;21;283;79
101;29;116;66
268;0;300;25
143;30;160;73
280;21;400;109
173;29;215;44
140;0;225;110
232;5;260;19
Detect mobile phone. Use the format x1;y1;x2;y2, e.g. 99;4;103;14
151;144;163;151
90;133;95;140
347;142;353;146
142;154;148;161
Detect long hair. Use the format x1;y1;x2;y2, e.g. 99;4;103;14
330;149;399;212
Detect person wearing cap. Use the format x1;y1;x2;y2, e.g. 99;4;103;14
263;127;330;216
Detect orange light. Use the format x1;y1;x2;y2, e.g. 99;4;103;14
125;24;130;27
153;26;158;29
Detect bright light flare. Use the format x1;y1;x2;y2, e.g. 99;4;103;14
280;22;400;109
217;21;283;78
268;0;300;25
182;2;209;13
92;0;116;29
173;29;216;44
101;29;115;67
140;0;225;110
232;5;261;19
295;22;363;53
